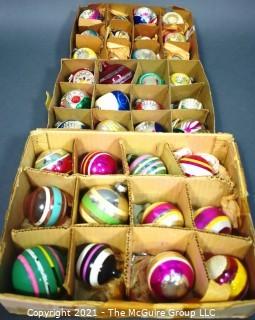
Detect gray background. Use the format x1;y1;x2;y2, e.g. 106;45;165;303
0;0;255;319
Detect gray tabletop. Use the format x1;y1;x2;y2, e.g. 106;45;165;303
0;0;255;319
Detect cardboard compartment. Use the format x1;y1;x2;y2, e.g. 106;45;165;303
18;131;247;198
131;110;171;133
78;4;107;32
107;4;133;26
48;108;92;129
170;83;215;132
49;82;94;109
128;227;207;301
98;60;138;84
18;132;76;175
120;139;180;175
1;169;75;236
0;228;70;301
196;232;255;303
70;5;107;59
73;175;131;225
129;176;193;227
55;59;96;84
69;226;129;300
133;25;160;55
93;84;131;110
131;85;170;110
73;136;124;175
133;60;169;85
187;179;253;238
169;60;209;86
106;13;132;60
92;109;133;131
171;109;210;132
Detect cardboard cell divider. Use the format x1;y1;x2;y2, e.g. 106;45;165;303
55;59;96;84
92;109;133;131
78;4;107;31
169;60;209;86
75;34;104;54
131;110;171;133
129;176;193;228
171;109;211;132
170;83;215;133
131;84;170;110
48;108;93;129
73;175;131;225
69;226;129;300
133;60;169;85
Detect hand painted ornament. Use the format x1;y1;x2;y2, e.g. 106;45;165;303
73;48;97;60
164;32;186;43
35;149;72;174
79;151;118;175
170;73;192;86
54;120;89;129
206;255;248;300
147;251;194;300
12;245;66;298
135;121;166;133
68;68;95;84
172;119;205;133
178;98;203;110
76;243;120;287
99;62;134;84
96;120;127;132
79;8;102;20
60;89;91;109
194;206;232;234
81;29;99;37
134;99;161;110
132;49;157;60
137;73;165;85
134;7;157;24
141;202;184;227
129;154;167;175
24;186;70;227
162;12;184;25
79;184;129;224
95;91;129;111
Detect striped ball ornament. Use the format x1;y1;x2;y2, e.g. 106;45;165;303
24;186;69;227
206;255;248;300
76;243;120;287
129;154;167;175
147;251;195;300
12;245;66;298
141;202;184;227
35;149;72;174
194;206;232;234
179;154;214;177
79;151;118;175
79;185;129;224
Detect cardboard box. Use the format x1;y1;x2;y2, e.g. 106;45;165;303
0;130;254;317
69;4;200;60
47;59;214;132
